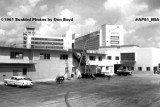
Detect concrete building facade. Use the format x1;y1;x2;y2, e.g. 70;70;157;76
23;27;71;50
74;25;123;50
99;45;160;72
100;24;123;46
0;46;72;82
74;31;100;50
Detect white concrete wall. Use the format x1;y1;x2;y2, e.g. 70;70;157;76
105;51;120;65
134;48;153;71
0;48;72;82
152;48;160;68
101;25;124;46
0;48;31;63
99;46;160;72
28;50;72;81
86;54;106;66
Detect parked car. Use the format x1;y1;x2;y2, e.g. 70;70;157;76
94;66;112;77
4;76;33;87
101;71;112;77
116;69;132;76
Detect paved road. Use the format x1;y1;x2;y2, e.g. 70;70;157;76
1;71;160;107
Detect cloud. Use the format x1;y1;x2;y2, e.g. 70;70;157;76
58;9;80;27
103;0;160;47
0;29;5;35
1;0;160;47
40;4;48;11
28;0;41;7
135;0;160;10
85;18;96;26
65;17;97;36
7;11;13;16
6;29;17;36
104;0;132;10
37;8;81;37
38;16;57;37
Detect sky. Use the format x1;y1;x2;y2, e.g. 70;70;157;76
0;0;160;47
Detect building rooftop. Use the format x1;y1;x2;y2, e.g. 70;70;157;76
75;30;100;41
0;44;72;53
100;45;139;48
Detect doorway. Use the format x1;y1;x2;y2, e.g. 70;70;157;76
114;64;121;73
23;68;27;76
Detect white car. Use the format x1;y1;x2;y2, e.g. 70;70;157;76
4;76;33;87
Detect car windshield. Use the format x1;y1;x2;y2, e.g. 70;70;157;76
17;78;23;80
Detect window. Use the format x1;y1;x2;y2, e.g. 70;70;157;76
10;52;24;59
131;67;134;70
13;70;20;76
115;56;119;60
28;32;31;35
146;67;150;71
23;37;27;40
110;36;119;40
138;67;142;71
106;66;109;70
111;41;119;44
60;54;68;60
72;43;74;49
99;56;102;61
107;56;112;60
40;53;50;59
89;56;96;61
121;53;135;61
23;41;27;44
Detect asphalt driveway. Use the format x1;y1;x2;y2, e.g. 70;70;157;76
0;71;160;107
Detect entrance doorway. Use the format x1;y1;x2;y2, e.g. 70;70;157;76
23;68;27;76
114;64;121;74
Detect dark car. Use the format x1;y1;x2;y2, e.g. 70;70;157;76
116;69;132;76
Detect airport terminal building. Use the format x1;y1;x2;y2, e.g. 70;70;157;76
74;25;160;73
1;24;160;82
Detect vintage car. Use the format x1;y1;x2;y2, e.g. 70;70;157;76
4;76;33;87
116;69;132;76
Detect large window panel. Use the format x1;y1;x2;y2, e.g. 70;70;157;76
10;52;24;59
40;53;50;60
121;53;135;61
60;54;68;60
